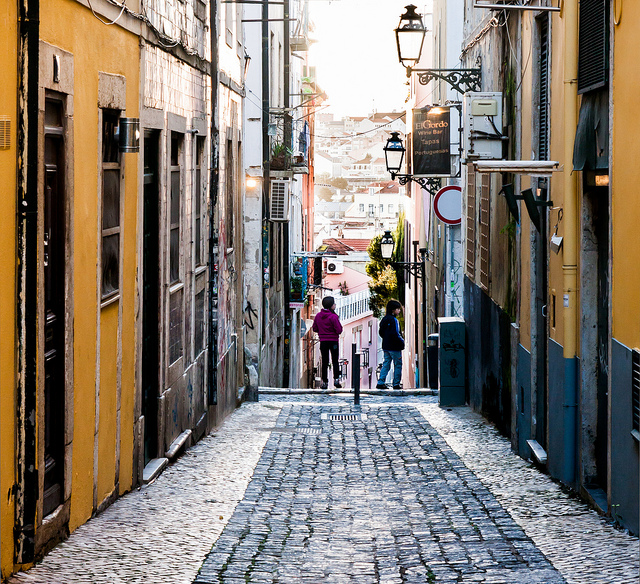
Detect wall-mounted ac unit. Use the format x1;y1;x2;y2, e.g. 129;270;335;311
326;259;344;274
269;179;290;222
463;92;504;161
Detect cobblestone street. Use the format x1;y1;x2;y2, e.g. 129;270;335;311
8;395;638;584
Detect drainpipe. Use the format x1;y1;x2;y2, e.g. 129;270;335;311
562;0;579;485
282;0;291;387
208;0;219;405
16;0;39;564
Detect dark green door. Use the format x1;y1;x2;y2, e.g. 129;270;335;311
43;98;65;516
142;130;160;465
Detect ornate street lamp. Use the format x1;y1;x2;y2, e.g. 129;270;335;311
380;230;395;260
395;6;481;93
384;132;441;194
383;132;405;177
395;5;426;70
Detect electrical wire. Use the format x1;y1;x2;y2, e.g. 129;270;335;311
87;0;126;25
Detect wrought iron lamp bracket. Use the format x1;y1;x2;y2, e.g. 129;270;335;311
411;68;482;93
392;174;442;196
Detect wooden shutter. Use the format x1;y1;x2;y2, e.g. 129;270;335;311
578;0;608;94
465;164;476;280
538;16;550;161
633;349;640;433
479;173;490;291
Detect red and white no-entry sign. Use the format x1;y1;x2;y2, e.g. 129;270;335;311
433;185;462;225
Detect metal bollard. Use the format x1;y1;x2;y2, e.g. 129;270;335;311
353;353;360;406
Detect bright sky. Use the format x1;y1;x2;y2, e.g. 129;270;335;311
308;0;432;118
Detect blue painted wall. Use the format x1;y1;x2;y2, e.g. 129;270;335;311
516;345;531;458
464;277;512;436
610;339;639;535
547;338;566;481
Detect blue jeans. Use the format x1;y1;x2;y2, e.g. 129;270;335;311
378;350;402;386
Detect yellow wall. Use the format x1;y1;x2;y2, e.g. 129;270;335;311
0;2;18;578
611;4;640;349
39;1;139;529
547;8;567;346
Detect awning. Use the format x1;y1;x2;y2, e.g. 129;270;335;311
573;90;609;171
472;160;560;176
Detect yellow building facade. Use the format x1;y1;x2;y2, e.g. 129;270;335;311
2;0;140;576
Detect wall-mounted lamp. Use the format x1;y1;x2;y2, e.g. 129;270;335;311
550;208;563;254
118;118;140;153
380;230;395;260
246;177;260;189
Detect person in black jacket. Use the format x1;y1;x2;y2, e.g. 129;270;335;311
376;300;404;389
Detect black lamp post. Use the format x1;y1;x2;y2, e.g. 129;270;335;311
384;132;440;193
380;230;395;260
395;5;481;93
395;5;426;71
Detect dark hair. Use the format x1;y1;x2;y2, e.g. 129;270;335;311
386;300;402;314
322;296;335;309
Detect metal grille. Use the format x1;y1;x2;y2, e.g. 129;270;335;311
0;117;10;149
272;427;322;435
578;0;608;94
321;413;367;421
479;173;490;291
632;349;640;432
538;16;550;161
466;164;476;279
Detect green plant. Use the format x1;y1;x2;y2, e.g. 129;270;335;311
338;281;349;296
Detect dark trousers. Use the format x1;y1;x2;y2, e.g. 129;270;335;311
319;341;340;382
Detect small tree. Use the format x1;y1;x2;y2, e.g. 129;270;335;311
365;212;406;317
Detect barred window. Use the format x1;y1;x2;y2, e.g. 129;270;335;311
101;110;121;299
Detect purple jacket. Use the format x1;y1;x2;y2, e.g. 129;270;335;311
312;308;343;341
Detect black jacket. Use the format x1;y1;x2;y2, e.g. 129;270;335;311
379;315;405;351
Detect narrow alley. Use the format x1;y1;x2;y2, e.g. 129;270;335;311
9;393;638;584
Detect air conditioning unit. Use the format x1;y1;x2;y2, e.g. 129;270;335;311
269;179;290;222
463;92;504;161
326;259;344;274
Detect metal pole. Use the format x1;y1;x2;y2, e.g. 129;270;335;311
353;353;361;406
413;241;419;386
351;343;360;405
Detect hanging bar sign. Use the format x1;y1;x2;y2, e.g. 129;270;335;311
412;106;451;176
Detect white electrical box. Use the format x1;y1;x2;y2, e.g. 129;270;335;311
463;92;504;161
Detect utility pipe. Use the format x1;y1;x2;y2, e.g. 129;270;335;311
208;0;220;405
562;0;579;485
16;0;39;563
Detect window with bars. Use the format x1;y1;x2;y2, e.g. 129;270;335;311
170;132;183;285
226;140;235;247
632;349;640;434
101;110;121;300
169;289;183;364
194;136;206;267
465;164;476;280
479;173;490;291
194;288;205;355
578;0;608;94
538;15;550;161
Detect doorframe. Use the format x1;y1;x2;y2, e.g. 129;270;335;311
34;43;75;553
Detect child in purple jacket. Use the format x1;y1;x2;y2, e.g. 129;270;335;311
312;296;343;389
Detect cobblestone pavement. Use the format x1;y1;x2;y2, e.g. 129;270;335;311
9;403;283;584
414;403;639;584
7;395;638;584
196;403;566;584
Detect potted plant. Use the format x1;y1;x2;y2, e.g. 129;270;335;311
270;141;291;170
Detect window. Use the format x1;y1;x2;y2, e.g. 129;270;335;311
225;0;234;46
170;132;182;284
101;110;121;300
479;173;490;291
578;0;608;94
466;163;476;280
194;288;205;354
633;349;640;434
194;136;206;267
169;132;183;365
359;204;364;212
226;140;235;249
368;204;374;215
538;15;550;161
379;204;384;213
389;204;394;213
